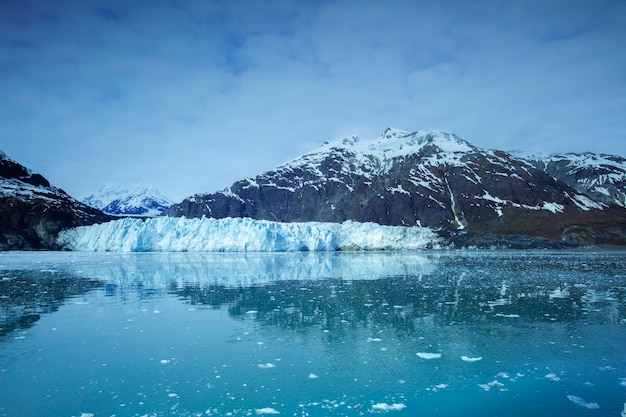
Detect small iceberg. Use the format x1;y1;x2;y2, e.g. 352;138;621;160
416;352;441;359
461;356;482;362
371;402;406;412
478;380;504;391
257;363;275;369
567;395;599;410
255;407;280;415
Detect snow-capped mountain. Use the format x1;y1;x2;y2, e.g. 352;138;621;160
165;128;626;244
0;150;111;249
515;152;626;209
82;184;173;217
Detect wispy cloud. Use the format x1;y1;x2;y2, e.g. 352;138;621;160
1;0;625;201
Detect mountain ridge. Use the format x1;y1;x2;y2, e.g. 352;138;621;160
164;128;626;245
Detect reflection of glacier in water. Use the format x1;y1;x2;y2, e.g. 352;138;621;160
0;250;625;417
0;251;438;287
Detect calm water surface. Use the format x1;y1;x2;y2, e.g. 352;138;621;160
0;250;625;417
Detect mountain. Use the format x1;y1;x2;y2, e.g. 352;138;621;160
515;152;626;209
0;150;112;250
164;128;626;245
81;184;173;217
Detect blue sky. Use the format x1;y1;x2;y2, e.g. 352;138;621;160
1;0;625;201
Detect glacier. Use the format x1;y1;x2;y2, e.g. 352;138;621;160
56;216;443;252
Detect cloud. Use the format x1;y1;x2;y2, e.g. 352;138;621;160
0;0;625;201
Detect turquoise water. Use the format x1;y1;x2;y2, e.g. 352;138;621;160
0;251;625;417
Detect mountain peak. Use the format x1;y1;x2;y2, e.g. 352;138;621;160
382;127;410;139
81;184;174;217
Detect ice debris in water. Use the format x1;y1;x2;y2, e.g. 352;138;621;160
308;373;319;379
545;373;561;381
461;356;482;362
371;403;406;412
416;352;441;359
567;395;599;409
478;380;505;391
258;363;276;369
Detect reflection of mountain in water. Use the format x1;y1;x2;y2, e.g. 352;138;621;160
2;252;624;339
170;268;625;334
0;270;102;337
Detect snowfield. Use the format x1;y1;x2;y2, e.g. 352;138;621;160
57;216;443;252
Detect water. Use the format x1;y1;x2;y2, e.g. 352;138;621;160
1;250;625;417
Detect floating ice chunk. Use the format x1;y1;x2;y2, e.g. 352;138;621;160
567;395;599;409
246;310;259;314
80;414;94;417
258;363;275;369
367;338;382;342
416;352;441;359
461;356;482;362
478;380;504;391
308;373;318;379
256;407;280;415
371;402;406;412
545;373;561;381
495;313;520;318
160;359;170;364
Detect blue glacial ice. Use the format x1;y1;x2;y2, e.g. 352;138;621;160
56;216;443;252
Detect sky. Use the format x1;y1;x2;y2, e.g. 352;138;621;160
1;0;625;202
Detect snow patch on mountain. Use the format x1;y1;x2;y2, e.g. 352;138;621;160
81;184;173;217
303;128;479;173
515;152;626;208
57;217;444;252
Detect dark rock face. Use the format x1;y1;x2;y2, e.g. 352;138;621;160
0;151;112;250
164;129;626;245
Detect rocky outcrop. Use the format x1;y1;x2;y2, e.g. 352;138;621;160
0;151;112;250
164;129;626;245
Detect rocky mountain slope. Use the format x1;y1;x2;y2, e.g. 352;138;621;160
81;184;173;217
516;152;626;209
0;151;112;250
164;128;626;245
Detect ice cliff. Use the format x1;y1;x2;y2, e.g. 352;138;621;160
57;216;443;252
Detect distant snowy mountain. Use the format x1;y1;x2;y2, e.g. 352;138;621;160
165;128;626;244
0;150;111;249
82;184;173;217
515;152;626;209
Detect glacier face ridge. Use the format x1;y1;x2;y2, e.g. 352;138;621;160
56;216;444;252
